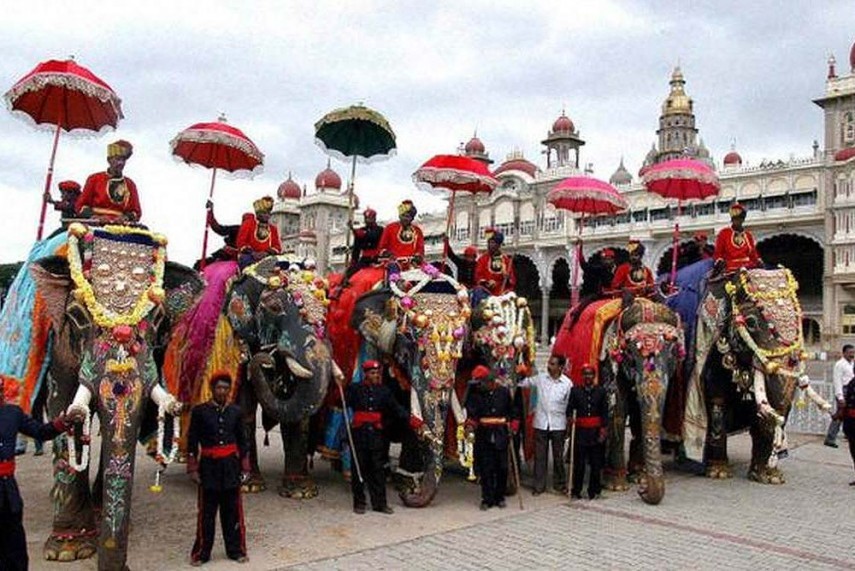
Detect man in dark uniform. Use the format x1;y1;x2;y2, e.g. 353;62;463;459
465;365;519;510
442;235;477;288
343;360;414;514
0;377;71;571
842;373;855;485
566;364;608;500
345;208;384;281
187;374;249;566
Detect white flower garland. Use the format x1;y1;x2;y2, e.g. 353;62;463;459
66;413;91;472
150;403;181;493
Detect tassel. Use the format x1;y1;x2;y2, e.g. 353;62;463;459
264;432;270;447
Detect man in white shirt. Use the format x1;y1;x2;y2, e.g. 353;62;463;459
825;343;855;448
518;355;572;494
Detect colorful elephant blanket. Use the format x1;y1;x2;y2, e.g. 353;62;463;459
552;298;623;382
0;232;67;410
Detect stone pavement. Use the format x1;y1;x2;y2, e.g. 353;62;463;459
17;430;855;570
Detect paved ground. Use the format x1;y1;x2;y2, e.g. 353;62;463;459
16;429;855;570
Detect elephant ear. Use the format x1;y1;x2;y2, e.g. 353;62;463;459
161;261;206;324
29;256;72;332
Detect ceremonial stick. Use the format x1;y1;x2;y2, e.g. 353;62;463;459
336;381;364;485
508;423;524;510
566;410;577;498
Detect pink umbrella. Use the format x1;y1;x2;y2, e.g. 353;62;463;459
547;176;628;304
170;114;264;268
642;158;720;287
413;154;497;266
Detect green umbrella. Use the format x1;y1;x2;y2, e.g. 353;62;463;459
314;104;397;263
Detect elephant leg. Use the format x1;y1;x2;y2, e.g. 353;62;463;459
43;433;98;562
603;387;629;492
279;419;318;499
748;415;785;484
704;395;732;479
627;396;644;483
239;388;265;493
394;427;424;494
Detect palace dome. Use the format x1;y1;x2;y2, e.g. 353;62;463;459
552;112;575;134
464;135;485;154
277;174;301;200
835;147;855;162
723;150;743;166
315;166;341;190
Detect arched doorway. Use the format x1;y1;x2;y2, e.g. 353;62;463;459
512;255;543;342
756;234;823;330
549;259;571;341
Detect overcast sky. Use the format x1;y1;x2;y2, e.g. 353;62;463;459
1;1;852;265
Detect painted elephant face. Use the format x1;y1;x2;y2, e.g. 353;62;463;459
471;292;535;386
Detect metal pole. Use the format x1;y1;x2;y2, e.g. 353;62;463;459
336;381;364;484
345;155;357;267
441;190;457;272
566;410;577;498
37;124;62;241
200;168;217;271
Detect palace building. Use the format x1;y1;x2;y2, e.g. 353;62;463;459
271;40;855;351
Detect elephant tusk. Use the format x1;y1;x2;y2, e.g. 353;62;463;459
67;385;92;419
286;356;314;379
753;369;784;426
331;361;345;383
151;384;182;415
798;375;833;412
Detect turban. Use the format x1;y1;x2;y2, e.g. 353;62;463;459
210;372;233;388
58;180;81;193
581;363;596;374
471;365;492;380
362;360;381;372
729;202;746;218
600;248;615;259
484;227;504;246
253;196;275;215
107;140;133;159
464;246;477;258
363;208;377;218
627;240;645;255
693;232;708;242
397;200;417;217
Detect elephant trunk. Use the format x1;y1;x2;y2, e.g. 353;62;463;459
248;349;331;425
248;353;284;423
399;439;441;508
637;364;665;505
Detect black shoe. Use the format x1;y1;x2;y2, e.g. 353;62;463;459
497;499;507;509
532;489;544;496
570;492;582;500
479;501;490;511
354;505;366;514
374;506;394;514
824;441;839;448
588;493;602;500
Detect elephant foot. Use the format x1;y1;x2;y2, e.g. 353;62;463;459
43;531;98;562
705;462;733;480
603;469;630;492
278;476;319;499
241;473;267;494
748;466;786;485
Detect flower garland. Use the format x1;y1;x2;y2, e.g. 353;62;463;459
66;412;91;472
455;424;476;481
66;223;167;329
150;403;181;493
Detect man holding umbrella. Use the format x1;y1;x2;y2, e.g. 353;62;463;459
475;228;516;296
345;207;384;280
76;140;141;223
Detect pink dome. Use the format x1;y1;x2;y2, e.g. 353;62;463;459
465;136;485;154
723;150;743;166
315;166;341;190
552;113;574;134
493;157;538;178
835;147;855;162
277;176;301;200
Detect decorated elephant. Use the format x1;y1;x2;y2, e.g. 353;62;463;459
29;223;203;570
341;266;470;507
219;256;340;498
599;297;685;504
678;263;830;484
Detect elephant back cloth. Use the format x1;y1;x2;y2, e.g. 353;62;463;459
553;298;623;383
683;267;805;462
0;232;68;410
163;260;240;403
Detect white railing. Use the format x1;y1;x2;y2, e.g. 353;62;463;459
788;379;834;435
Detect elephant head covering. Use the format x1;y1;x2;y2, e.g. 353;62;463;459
107;139;133;159
484;227;504;246
729;202;746;219
253;196;275;215
397;200;417;218
362;360;381;372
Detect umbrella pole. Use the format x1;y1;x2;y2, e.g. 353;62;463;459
442;190;457;272
200;168;218;271
669;202;682;289
571;215;583;306
345;155;357;267
36;124;62;241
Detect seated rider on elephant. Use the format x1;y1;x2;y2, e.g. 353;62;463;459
76;140;142;224
344;207;384;282
474;228;516;298
377;200;425;272
611;240;655;297
713;202;762;275
237;195;281;268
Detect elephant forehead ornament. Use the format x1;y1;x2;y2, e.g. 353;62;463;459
473;292;535;384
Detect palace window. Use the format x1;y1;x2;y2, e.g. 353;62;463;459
842;305;855;335
650;207;670;221
632;209;648;223
791;190;817;207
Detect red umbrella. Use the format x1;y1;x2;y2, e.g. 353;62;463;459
3;58;124;240
170;114;264;268
413;154;497;266
642;157;720;287
547;176;628;304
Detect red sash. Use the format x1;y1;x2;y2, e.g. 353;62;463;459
200;444;238;459
844;408;855;419
352;411;382;428
0;459;15;477
575;416;603;428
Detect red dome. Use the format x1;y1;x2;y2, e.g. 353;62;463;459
835;147;855;162
277;176;301;200
465;136;485;154
552;113;574;134
723;150;743;166
315;166;341;190
494;157;538;178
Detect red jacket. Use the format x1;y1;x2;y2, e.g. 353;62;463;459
714;227;760;272
236;216;281;254
378;222;424;261
76;171;141;221
611;263;654;292
475;252;516;295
